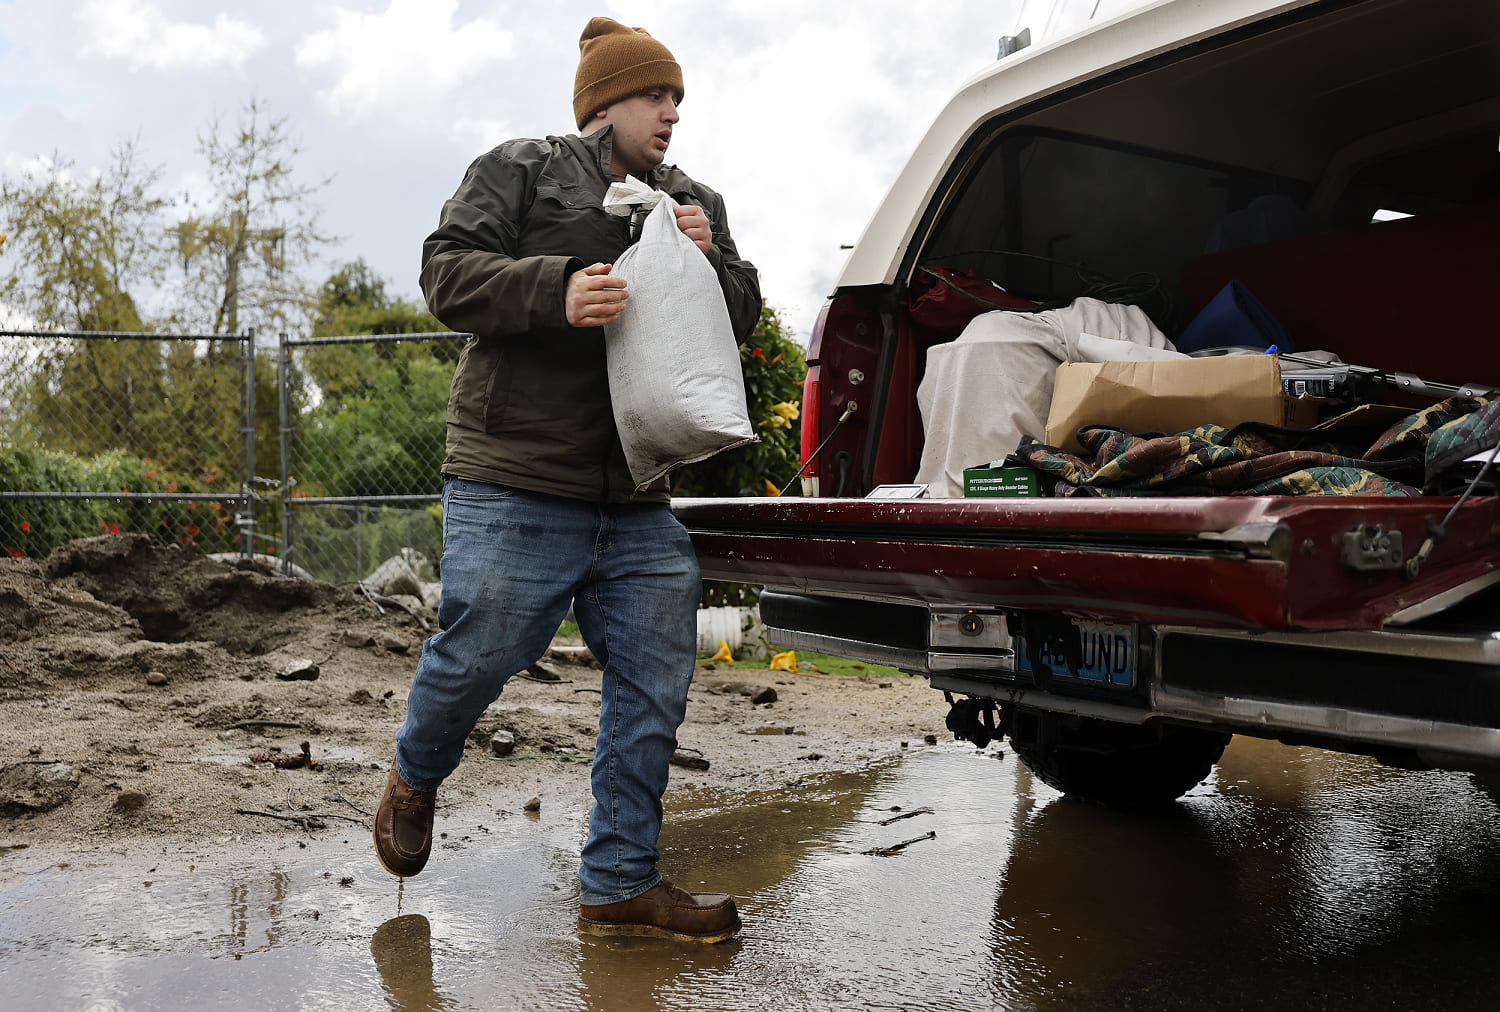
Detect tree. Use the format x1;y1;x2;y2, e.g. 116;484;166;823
289;261;455;498
0;140;176;463
314;259;445;340
0;138;169;332
170;97;333;336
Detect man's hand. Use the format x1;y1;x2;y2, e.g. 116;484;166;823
566;262;628;327
674;205;712;254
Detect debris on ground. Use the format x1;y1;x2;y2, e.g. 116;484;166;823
875;806;933;826
862;831;937;856
278;658;321;681
670;750;710;771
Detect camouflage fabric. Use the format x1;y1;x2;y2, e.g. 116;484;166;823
1423;399;1500;483
1016;396;1493;498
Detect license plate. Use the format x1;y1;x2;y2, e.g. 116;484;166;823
1016;621;1135;687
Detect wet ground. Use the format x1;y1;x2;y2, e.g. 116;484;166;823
4;737;1500;1011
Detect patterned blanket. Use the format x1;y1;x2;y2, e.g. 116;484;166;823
1016;396;1499;497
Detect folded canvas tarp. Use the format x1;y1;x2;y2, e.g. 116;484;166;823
914;298;1172;497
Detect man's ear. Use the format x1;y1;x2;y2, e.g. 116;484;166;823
581;105;609;135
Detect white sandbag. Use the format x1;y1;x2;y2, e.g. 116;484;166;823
602;177;756;489
915;299;1171;497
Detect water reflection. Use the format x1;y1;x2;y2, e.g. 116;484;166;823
991;738;1500;1009
4;740;1500;1010
371;913;453;1011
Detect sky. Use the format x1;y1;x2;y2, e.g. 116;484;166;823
0;0;1145;342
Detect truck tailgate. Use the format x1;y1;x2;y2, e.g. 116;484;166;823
672;496;1500;631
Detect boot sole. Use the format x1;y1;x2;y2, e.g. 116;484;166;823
373;823;427;878
576;916;741;944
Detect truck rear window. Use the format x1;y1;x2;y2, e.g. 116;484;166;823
922;128;1311;332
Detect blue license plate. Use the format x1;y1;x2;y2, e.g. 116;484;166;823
1016;621;1135;687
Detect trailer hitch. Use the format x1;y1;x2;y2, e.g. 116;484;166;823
943;692;1010;748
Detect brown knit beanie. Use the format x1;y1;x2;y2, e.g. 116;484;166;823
573;17;683;130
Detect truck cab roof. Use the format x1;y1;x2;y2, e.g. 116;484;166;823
840;0;1500;294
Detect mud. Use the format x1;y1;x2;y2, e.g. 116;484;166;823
0;534;946;867
5;537;1500;1010
5;740;1500;1010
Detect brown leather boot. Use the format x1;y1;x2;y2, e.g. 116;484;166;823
578;879;741;943
373;760;435;878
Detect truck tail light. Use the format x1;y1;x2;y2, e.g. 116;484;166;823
799;364;822;496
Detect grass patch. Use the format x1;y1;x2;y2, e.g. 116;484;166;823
556;618;580;639
699;650;910;681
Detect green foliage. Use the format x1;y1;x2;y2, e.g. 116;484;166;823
11;337;260;480
287;260;457;500
0;139;168;331
299;350;451;497
1;100;331;337
0;446;240;559
0;98;324;551
314;259;447;343
698;649;907;681
672;303;807;498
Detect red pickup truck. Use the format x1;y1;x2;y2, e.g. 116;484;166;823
674;0;1500;808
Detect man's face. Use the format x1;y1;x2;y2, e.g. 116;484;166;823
601;88;680;178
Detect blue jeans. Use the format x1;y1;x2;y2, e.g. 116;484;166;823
395;478;701;905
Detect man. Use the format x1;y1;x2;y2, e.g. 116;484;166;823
372;17;760;945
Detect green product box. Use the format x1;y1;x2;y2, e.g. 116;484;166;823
963;460;1041;498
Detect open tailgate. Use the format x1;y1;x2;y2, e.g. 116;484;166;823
672;495;1500;632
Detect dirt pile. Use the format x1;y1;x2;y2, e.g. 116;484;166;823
2;536;393;697
0;534;947;872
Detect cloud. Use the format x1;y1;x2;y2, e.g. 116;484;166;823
73;0;265;72
653;2;1018;329
295;0;512;129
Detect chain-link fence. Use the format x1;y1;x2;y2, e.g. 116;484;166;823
1;329;258;560
276;332;464;585
1;328;466;585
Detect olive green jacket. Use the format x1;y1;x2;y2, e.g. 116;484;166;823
419;127;761;503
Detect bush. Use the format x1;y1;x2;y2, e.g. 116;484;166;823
672;303;807;498
0;446;239;558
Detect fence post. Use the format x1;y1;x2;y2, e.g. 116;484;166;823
241;327;257;559
278;332;293;577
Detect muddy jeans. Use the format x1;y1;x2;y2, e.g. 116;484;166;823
395;478;700;905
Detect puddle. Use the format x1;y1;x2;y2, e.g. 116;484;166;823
4;739;1500;1009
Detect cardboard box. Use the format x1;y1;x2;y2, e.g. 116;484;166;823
1045;355;1298;454
963;461;1041;497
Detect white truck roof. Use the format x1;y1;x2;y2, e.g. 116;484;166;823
835;0;1318;291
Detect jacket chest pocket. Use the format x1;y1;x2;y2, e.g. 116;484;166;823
524;181;627;263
